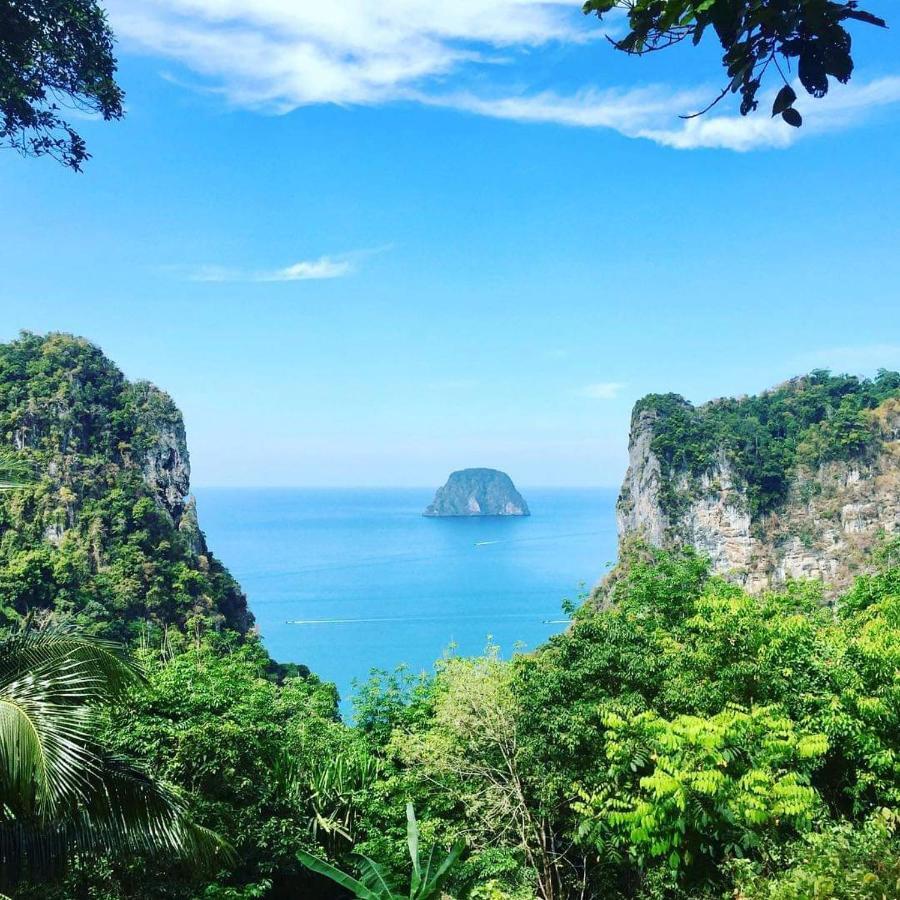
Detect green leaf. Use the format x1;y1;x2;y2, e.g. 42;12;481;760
356;854;397;897
0;626;221;884
407;801;421;881
419;840;466;899
781;108;803;128
297;850;380;900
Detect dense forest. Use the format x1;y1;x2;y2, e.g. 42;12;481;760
0;334;898;899
634;371;900;518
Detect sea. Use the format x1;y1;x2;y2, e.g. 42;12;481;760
194;487;619;710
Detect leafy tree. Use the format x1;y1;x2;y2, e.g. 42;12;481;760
0;626;222;888
583;1;888;127
298;803;465;900
575;705;827;878
505;543;900;896
0;0;124;170
392;650;567;900
92;634;345;898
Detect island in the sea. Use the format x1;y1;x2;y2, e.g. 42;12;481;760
424;468;530;517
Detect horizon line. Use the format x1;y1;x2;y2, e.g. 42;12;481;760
190;484;621;490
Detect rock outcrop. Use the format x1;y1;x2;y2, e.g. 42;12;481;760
424;468;530;517
131;381;192;524
618;390;900;594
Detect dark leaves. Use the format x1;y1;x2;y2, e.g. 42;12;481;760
772;85;798;117
799;49;830;98
582;1;891;129
842;9;887;28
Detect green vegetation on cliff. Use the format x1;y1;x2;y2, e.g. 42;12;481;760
634;369;900;517
0;332;251;639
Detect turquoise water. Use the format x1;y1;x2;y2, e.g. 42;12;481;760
194;488;618;705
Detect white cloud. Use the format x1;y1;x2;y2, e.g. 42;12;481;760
188;254;354;283
430;84;704;132
449;76;900;151
107;0;586;108
107;1;900;151
580;382;625;400
264;258;353;281
639;75;900;151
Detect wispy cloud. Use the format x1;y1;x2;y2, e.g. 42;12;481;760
264;257;353;282
106;1;900;151
448;76;900;151
579;382;625;400
639;75;900;151
188;254;354;283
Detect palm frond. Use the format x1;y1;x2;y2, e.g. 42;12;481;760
0;735;230;884
71;757;230;864
0;653;105;817
0;626;145;818
0;626;142;698
0;625;225;885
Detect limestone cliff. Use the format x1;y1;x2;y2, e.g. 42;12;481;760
618;376;900;593
131;381;192;524
0;332;250;635
425;468;530;517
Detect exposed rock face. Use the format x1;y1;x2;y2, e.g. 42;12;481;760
424;468;530;517
618;399;900;593
131;381;192;524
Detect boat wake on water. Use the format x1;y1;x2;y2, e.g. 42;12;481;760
287;612;568;625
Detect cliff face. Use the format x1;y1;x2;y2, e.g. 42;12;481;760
618;386;900;593
424;468;530;517
0;332;250;636
131;381;193;524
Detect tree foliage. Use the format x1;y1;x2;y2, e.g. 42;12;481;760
8;540;900;899
0;0;124;170
575;706;826;877
93;634;342;898
582;1;888;127
732;809;900;899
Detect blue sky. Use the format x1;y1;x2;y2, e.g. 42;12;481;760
1;1;899;487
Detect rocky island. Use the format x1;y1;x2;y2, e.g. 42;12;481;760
424;468;530;517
